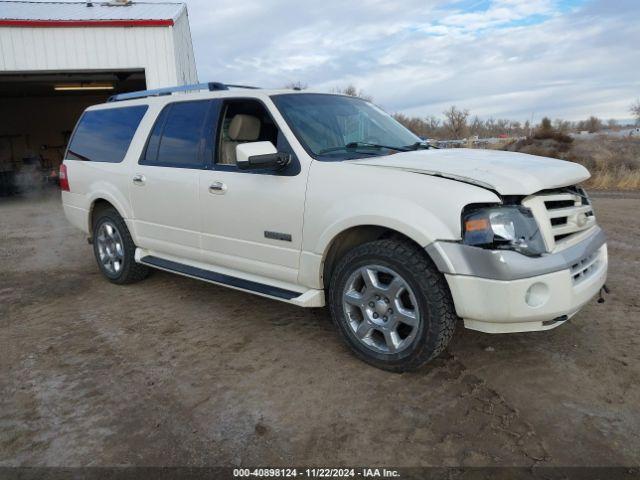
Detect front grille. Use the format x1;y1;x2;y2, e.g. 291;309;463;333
545;199;575;209
522;187;596;252
570;249;601;285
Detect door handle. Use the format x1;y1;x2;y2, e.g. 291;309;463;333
132;174;145;185
209;181;227;194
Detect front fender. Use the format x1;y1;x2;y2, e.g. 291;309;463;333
303;161;501;256
297;161;501;289
312;194;454;255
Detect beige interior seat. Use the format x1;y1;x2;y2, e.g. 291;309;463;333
219;114;261;165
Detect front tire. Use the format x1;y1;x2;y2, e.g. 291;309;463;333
328;239;457;372
92;207;149;285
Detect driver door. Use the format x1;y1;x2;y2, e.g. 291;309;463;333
198;98;308;284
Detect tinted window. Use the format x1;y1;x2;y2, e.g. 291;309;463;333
67;106;148;163
143;101;210;168
142;107;168;164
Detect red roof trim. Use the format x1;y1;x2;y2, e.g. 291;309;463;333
0;19;174;28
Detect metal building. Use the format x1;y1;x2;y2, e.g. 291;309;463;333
0;0;198;194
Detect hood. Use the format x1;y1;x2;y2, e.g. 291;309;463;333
348;148;590;195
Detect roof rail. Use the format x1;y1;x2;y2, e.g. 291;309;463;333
107;82;261;102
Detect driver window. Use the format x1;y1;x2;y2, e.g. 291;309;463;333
217;100;279;166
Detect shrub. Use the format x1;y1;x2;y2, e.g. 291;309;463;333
503;136;640;190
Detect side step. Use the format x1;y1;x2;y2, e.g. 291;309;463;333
140;255;299;300
138;254;325;307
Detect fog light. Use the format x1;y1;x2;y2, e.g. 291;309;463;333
525;282;549;308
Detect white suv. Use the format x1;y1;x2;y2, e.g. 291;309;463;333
61;82;607;371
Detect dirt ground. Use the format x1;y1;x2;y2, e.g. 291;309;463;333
1;190;639;468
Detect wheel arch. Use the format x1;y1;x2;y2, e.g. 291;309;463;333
321;224;439;290
88;195;130;240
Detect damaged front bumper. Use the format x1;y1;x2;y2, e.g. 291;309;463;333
426;226;608;333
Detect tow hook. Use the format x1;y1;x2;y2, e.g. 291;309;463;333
597;284;611;304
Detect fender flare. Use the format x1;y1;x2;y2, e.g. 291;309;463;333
312;198;458;258
86;183;133;236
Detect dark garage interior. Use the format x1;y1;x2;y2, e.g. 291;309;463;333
0;69;145;196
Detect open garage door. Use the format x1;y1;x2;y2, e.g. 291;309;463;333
0;69;145;196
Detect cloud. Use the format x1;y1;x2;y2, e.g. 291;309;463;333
438;0;556;31
179;0;640;120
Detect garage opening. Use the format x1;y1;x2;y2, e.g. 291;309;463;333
0;69;146;196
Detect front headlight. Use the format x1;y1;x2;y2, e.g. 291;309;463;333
462;205;546;256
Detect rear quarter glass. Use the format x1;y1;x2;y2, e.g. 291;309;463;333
66;105;148;163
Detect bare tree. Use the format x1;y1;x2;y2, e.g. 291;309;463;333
283;81;307;90
496;119;510;135
425;115;441;132
410;112;529;140
469;115;484;136
576;116;603;133
585;116;603;133
631;99;640;125
485;118;497;136
553;119;572;134
333;84;373;102
393;113;425;137
393;113;442;139
443;106;469;139
538;117;553;134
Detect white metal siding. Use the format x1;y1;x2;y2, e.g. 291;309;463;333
171;11;197;85
0;11;197;88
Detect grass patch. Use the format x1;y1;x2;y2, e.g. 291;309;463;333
504;136;640;190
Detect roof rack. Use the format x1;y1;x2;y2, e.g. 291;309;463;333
107;82;261;102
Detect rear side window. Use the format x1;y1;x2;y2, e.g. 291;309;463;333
67;105;148;163
141;100;210;168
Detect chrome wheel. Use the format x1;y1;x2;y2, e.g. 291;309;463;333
96;221;125;275
342;265;421;355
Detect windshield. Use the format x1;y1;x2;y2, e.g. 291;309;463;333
271;93;420;160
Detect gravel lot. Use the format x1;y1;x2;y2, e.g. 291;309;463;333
1;190;639;467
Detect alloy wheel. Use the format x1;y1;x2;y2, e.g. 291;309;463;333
96;221;125;275
342;265;421;354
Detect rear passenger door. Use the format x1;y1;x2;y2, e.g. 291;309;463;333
130;100;214;262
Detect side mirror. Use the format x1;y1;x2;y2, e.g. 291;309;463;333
236;141;291;171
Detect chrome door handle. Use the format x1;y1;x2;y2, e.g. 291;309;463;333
209;181;227;194
132;174;145;185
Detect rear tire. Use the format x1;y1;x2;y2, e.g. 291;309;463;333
328;239;457;372
92;207;149;285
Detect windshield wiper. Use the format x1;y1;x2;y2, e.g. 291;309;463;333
403;141;439;150
318;142;410;155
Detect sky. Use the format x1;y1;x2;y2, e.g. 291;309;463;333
178;0;639;123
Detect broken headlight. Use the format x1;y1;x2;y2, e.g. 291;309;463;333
462;205;546;256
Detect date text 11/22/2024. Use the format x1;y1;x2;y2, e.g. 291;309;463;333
233;468;401;478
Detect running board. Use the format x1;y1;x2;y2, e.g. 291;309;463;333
138;254;325;307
